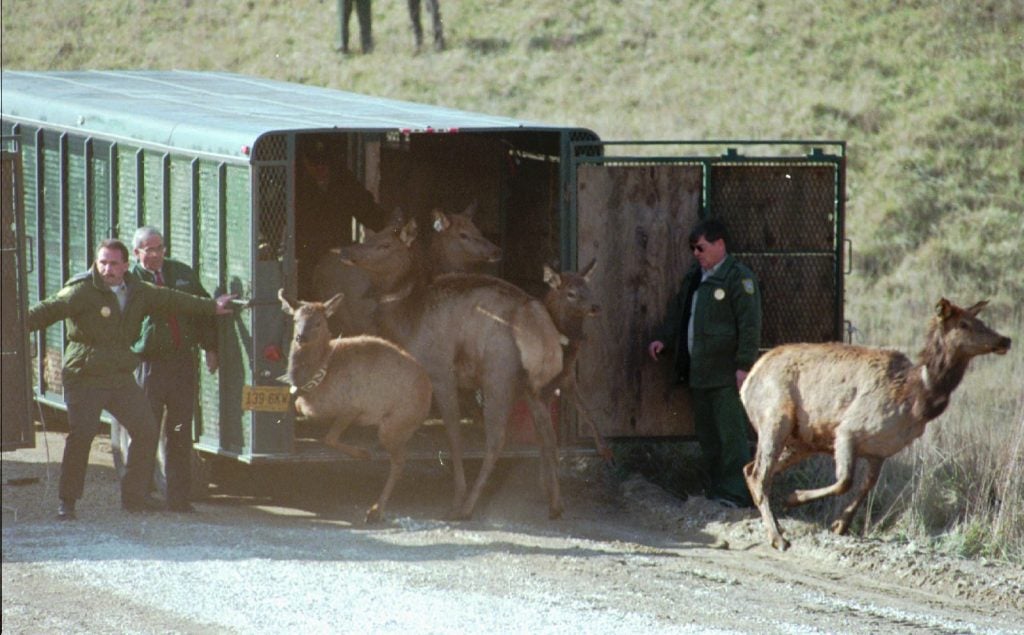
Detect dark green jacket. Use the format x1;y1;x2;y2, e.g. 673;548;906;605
655;254;762;389
27;267;219;389
130;259;217;359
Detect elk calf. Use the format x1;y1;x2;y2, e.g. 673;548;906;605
741;298;1011;550
541;260;612;462
279;290;433;523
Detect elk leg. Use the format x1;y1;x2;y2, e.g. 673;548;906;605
433;381;467;515
366;442;408;524
787;435;856;507
456;389;514;520
567;380;613;464
527;395;563;519
323;419;372;460
743;411;794;551
425;0;445;51
831;457;883;536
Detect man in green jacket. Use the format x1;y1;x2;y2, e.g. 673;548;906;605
648;219;762;508
27;238;235;520
128;226;218;513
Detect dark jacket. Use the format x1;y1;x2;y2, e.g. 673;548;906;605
27;267;219;389
655;254;762;389
130;259;217;359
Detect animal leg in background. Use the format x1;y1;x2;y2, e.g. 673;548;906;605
527;395;564;519
785;434;857;507
831;457;883;535
322;418;372;461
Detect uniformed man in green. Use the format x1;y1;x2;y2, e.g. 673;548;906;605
648;219;762;508
27;238;236;520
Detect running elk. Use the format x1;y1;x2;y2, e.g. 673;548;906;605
339;218;565;520
541;260;612;462
741;298;1012;551
279;290;433;523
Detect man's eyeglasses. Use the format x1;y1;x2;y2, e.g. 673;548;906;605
140;245;165;254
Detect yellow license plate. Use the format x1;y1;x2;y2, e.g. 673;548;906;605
241;385;291;412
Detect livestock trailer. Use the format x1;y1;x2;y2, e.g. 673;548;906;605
1;70;845;479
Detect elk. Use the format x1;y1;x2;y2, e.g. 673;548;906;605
312;203;501;336
541;260;612;463
740;298;1012;551
339;218;565;520
279;290;433;523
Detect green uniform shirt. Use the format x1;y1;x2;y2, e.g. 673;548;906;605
655;254;762;389
27;267;219;389
130;259;217;359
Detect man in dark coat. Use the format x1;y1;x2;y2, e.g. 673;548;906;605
648;219;762;507
27;239;235;519
129;226;219;512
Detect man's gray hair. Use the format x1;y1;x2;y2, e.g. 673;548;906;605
133;226;163;249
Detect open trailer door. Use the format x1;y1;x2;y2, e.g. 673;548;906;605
2;136;35;451
571;141;845;441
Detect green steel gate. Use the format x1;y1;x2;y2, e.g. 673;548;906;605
2;136;35;451
568;140;845;439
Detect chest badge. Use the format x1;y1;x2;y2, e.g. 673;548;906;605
713;288;726;301
100;306;112;318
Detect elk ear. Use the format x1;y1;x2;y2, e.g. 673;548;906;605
935;298;955;320
279;288;298;315
431;209;451;233
324;292;345;318
399;218;419;246
580;257;598;280
543;264;561;289
965;300;988;316
463;200;480;219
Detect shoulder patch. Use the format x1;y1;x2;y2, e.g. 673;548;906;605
742;279;755;295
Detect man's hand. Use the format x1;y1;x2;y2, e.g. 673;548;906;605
205;350;219;374
214;294;237;315
647;340;665;361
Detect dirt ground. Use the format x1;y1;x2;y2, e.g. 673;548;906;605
3;428;1022;634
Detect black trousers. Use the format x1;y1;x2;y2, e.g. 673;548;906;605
62;383;158;504
136;352;198;506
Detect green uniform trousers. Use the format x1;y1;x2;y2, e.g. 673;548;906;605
690;385;753;506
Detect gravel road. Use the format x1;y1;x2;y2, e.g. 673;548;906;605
3;430;1022;634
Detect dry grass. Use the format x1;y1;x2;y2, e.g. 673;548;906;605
3;0;1021;559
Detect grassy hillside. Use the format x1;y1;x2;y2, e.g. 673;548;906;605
3;0;1022;559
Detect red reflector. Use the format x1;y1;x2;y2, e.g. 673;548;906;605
263;344;282;362
241;145;251;155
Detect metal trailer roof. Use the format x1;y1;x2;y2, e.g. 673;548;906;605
1;70;576;160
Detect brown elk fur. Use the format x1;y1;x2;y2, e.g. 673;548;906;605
339;218;565;520
541;260;612;463
312;203;500;335
741;298;1012;551
279;290;433;523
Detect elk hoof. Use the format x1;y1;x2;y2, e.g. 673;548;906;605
772;535;791;551
365;505;384;524
830;519;850;535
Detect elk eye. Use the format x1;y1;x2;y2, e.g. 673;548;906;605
459;232;470;239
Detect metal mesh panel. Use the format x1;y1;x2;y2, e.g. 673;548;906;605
169;156;195;256
2;143;34;449
252;134;286;162
256;163;287;261
738;253;837;346
709;164;836;252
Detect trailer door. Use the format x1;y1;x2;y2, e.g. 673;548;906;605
571;142;845;439
2;137;35;451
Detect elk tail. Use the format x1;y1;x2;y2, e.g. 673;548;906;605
511;300;564;394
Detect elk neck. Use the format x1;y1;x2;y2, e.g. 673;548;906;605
286;338;331;392
910;328;972;421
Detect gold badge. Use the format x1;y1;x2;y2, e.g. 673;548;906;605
100;306;111;317
713;288;726;301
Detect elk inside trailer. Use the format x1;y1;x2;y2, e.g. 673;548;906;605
1;70;845;484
